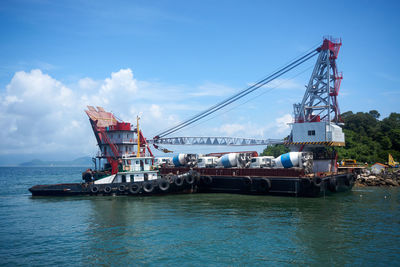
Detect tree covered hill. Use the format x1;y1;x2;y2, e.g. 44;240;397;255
262;111;400;164
337;110;400;163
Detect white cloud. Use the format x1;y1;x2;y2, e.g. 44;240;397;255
0;68;297;158
275;114;293;134
0;68;236;156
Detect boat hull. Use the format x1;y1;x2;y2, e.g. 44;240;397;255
160;167;355;197
29;180;196;197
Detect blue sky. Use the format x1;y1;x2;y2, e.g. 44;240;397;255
0;0;399;164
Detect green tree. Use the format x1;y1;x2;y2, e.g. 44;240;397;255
261;144;290;157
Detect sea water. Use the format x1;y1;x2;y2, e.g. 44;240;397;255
0;167;399;266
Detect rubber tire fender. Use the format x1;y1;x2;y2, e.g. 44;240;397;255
258;178;271;192
185;174;195;185
328;177;338;192
242;176;252;191
174;176;184;187
129;183;141;194
312;177;322;187
90;185;99;193
104;185;112;193
243;176;252;186
166;173;174;184
118;184;126;192
345;173;352;186
143;181;154;193
159;179;170;191
202;176;213;185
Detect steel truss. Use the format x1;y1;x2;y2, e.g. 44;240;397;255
149;137;284;146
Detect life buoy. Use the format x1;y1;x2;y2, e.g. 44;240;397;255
90;185;99;193
129;183;141;194
185;174;195;185
174;176;184;187
118;184;126;192
312;177;322;187
143;181;154;193
158;179;170;191
328;177;338;192
104;185;112;193
258;178;271;192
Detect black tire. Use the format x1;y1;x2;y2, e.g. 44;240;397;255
174;176;184;187
90;185;99;193
104;185;112;193
300;178;311;186
158;179;170;191
328;177;338;192
242;176;252;191
312;177;322;187
129;183;141;194
118;184;126;192
258;178;271;192
143;181;154;193
185;174;195;185
202;176;213;185
345;174;352;186
166;173;174;184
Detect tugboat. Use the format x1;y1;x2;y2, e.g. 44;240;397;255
29;107;198;196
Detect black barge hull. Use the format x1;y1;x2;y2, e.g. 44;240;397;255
29;179;197;197
29;169;355;197
160;167;355;197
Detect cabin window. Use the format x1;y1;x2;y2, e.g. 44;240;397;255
308;130;315;136
130;175;134;180
198;159;203;163
251;158;257;163
145;159;150;164
122;175;126;183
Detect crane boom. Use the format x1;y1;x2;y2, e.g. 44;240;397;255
149;137;284;146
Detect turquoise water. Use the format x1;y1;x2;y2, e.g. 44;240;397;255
0;167;399;266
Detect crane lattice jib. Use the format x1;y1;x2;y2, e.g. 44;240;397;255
293;37;343;123
149;137;284;146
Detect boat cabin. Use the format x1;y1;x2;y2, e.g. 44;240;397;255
95;156;159;184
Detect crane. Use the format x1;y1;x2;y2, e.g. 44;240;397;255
149;36;344;153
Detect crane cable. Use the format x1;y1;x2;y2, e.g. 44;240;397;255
155;48;319;138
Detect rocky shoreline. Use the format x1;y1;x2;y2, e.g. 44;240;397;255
355;169;400;187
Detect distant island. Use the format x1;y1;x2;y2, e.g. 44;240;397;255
19;157;93;167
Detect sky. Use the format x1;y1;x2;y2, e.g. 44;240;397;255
0;0;399;165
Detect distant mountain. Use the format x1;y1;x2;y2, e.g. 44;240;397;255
19;157;93;167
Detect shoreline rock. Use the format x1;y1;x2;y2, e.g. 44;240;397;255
355;170;400;187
